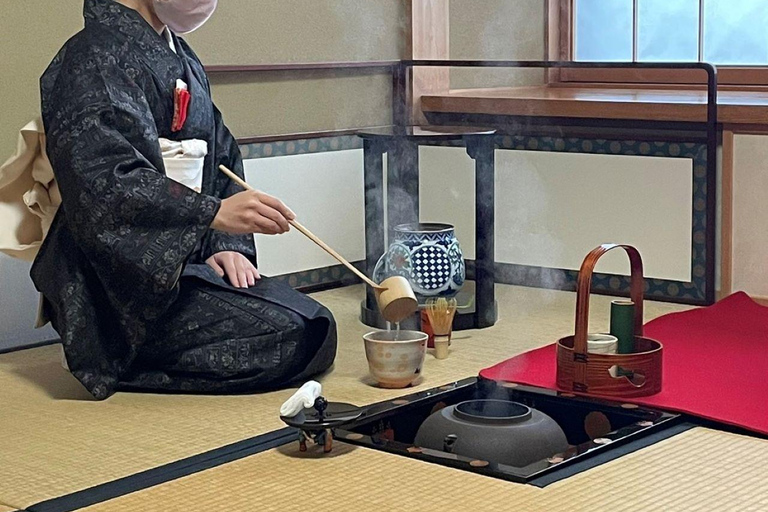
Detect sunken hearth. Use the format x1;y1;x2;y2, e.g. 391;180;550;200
334;378;679;483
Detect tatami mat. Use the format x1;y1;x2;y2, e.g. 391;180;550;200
0;284;689;510
80;427;768;512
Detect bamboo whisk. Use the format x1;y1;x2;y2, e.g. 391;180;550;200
425;298;457;359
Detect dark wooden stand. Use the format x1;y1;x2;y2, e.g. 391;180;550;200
357;126;498;330
281;398;363;454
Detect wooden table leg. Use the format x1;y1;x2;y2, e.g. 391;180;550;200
364;139;386;311
467;136;496;328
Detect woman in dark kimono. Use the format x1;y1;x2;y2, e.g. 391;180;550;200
34;0;337;399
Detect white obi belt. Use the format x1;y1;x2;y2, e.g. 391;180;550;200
159;138;208;192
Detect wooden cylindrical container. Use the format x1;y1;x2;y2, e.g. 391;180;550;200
556;244;663;398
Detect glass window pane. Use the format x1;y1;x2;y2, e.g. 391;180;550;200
638;0;699;62
703;0;768;65
574;0;633;61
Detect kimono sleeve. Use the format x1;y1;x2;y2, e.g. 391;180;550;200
42;51;221;318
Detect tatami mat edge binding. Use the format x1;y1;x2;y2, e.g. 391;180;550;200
25;428;296;512
0;339;57;356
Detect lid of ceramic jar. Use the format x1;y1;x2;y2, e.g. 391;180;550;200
393;223;455;234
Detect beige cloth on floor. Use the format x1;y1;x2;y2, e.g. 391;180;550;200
0;118;60;262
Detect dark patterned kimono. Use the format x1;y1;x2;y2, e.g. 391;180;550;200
33;0;336;400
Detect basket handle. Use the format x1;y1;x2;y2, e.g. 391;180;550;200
574;244;645;357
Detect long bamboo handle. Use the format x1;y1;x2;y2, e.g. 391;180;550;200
289;219;384;290
218;165;384;290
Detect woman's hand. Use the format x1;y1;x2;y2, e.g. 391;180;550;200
211;190;295;235
206;251;260;288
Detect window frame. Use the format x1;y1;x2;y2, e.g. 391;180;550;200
548;0;768;87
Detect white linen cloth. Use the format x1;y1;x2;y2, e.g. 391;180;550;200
280;381;322;418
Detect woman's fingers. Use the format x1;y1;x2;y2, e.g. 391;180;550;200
221;255;241;288
249;213;282;235
256;203;290;233
247;261;261;285
237;255;259;287
259;193;296;221
206;256;225;277
206;252;260;288
214;190;296;235
235;258;248;289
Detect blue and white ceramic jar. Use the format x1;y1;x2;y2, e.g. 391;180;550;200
374;223;465;297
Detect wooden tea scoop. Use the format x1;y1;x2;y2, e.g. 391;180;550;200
218;165;417;323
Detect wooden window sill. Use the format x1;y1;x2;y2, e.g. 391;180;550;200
421;85;768;125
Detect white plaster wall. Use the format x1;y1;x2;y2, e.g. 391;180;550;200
419;146;693;281
244;145;694;282
0;254;57;351
450;0;546;89
244;149;366;276
732;135;768;298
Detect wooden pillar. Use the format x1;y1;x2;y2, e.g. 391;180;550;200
719;129;734;300
406;0;450;125
545;0;565;82
545;0;572;83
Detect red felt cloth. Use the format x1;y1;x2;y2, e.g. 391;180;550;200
479;292;768;435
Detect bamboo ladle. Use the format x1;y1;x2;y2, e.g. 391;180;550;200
218;165;418;324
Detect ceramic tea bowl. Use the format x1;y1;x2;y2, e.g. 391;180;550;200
363;330;428;388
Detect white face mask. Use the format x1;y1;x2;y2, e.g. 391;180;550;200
152;0;218;34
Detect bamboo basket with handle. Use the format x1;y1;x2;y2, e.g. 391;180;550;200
556;244;663;398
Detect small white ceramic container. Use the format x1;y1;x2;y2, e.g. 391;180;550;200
363;330;428;388
588;333;618;354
